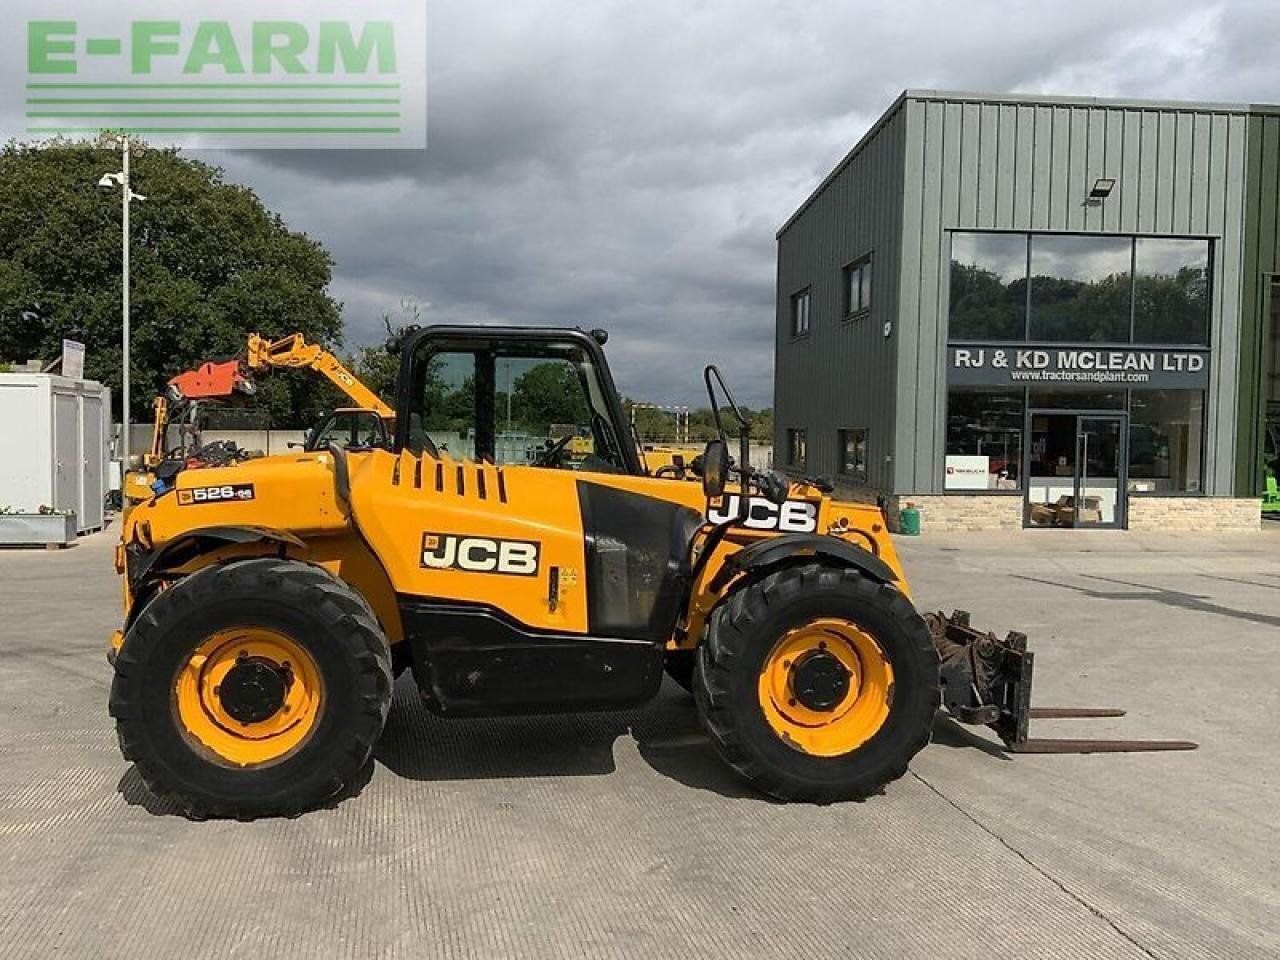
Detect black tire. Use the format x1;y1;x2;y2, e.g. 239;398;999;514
109;558;393;818
695;564;939;803
664;649;696;693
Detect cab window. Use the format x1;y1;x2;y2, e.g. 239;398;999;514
307;410;389;450
406;338;628;472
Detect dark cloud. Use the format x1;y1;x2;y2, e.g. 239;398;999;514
195;0;1258;406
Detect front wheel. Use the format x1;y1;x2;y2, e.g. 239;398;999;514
695;564;939;802
109;558;393;818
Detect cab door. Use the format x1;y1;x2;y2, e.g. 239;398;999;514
348;328;670;716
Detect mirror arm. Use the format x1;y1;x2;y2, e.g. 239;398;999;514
703;364;755;521
737;424;753;521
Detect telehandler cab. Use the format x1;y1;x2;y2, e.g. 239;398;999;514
109;325;1193;817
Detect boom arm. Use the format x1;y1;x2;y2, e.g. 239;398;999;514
246;333;394;419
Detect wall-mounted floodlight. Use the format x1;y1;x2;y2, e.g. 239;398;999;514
1089;177;1116;199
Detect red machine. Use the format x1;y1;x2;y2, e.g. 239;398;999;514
167;360;254;402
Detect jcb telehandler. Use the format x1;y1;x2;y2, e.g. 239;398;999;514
109;326;1192;817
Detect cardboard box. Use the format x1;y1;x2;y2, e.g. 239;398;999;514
1055;496;1103;526
1028;503;1057;526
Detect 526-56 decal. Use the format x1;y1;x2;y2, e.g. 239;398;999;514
421;532;541;576
177;483;256;506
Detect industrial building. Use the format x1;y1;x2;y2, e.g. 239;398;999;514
774;90;1280;531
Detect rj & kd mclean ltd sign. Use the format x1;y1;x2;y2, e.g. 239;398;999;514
947;343;1209;390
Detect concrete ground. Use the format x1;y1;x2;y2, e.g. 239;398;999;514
0;522;1277;959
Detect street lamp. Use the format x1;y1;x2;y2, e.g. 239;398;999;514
97;135;146;478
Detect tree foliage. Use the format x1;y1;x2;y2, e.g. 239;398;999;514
0;139;343;423
950;259;1209;344
352;314;774;446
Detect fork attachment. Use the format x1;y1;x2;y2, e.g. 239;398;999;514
923;610;1197;754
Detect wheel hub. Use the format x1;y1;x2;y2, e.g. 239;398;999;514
756;617;894;758
217;657;292;725
176;627;323;766
790;650;851;712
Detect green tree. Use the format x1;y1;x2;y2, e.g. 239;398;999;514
949;261;1026;340
512;362;588;433
0;139;342;424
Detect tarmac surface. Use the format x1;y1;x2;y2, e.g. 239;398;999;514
1;521;1277;959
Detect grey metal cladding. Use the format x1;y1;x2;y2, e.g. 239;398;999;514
774;101;907;490
892;93;1248;495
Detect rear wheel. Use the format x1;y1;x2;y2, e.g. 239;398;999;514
695;564;939;802
109;558;393;818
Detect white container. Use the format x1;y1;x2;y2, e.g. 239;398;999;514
0;373;110;533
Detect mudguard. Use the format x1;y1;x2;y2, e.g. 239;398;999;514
126;525;306;588
709;533;899;592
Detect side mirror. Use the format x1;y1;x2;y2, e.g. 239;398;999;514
701;440;729;499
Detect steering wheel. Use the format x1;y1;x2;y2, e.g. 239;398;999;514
534;435;573;468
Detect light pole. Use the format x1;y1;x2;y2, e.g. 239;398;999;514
98;136;145;478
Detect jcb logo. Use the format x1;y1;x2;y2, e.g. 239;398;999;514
177;483;256;506
707;496;819;533
421;532;541;577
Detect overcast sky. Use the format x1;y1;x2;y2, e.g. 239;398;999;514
202;0;1276;407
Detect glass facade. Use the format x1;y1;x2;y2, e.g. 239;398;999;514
944;386;1206;498
949;232;1211;346
1128;390;1204;493
949;232;1027;340
1028;235;1132;342
1026;388;1125;410
1133;239;1211;345
945;390;1023;490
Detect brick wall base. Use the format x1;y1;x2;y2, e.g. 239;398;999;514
1127;497;1261;532
828;480;1262;533
885;494;1024;532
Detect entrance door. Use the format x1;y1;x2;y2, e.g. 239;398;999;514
1025;411;1127;528
1076;416;1125;528
52;391;79;517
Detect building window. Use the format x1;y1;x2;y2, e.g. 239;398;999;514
945;389;1023;490
1028;234;1132;342
838;429;867;480
844;256;872;317
1128;390;1204;493
786;428;807;468
949;232;1212;346
1133;239;1210;345
790;289;811;338
949;232;1028;340
1027;388;1125;411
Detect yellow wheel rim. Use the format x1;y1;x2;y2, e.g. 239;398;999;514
174;628;323;767
757;617;894;757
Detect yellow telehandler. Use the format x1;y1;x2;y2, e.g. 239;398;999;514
128;333;395;503
109;326;1192;817
245;332;395;452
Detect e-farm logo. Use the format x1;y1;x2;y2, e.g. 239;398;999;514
10;2;426;149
